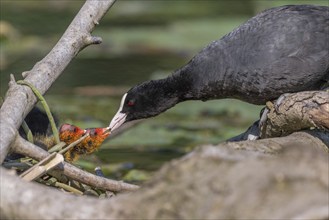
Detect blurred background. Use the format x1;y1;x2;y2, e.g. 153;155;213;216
1;0;327;183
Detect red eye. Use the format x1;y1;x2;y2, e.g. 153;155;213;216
127;100;135;106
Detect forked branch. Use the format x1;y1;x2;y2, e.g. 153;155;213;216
0;0;116;163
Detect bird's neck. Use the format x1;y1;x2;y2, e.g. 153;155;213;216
150;76;186;108
169;61;230;102
165;67;195;102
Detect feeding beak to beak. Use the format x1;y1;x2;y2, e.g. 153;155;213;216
101;128;111;139
108;111;127;131
108;93;128;132
102;127;111;136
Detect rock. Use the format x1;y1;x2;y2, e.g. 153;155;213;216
108;132;328;219
1;132;328;219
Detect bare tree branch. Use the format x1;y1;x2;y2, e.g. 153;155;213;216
228;91;329;143
0;0;116;163
260;91;329;138
12;136;139;192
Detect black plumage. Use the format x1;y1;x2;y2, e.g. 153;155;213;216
18;107;57;138
7;107;58;160
109;5;329;131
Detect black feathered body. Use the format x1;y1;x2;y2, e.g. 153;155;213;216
117;5;329;124
174;5;329;104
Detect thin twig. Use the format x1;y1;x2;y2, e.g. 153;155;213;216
2;161;31;169
54;182;84;195
20;152;64;181
13;136;139;192
21;120;34;143
48;142;67;153
16;80;60;144
58;133;89;155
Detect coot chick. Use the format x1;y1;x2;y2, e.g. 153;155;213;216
64;127;110;162
109;5;329;131
8;117;110;162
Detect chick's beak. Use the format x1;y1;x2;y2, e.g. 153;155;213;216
104;127;111;135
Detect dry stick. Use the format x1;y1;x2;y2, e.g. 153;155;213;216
13;136;139;192
58;133;89;155
0;0;116;164
48;142;67;153
47;133;88;154
20;153;64;181
54;182;84;196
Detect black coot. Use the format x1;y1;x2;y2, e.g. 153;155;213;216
109;5;329;131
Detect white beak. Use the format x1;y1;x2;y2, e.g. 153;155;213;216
109;111;127;131
108;93;128;131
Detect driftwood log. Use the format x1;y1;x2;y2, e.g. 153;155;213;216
1;0;328;219
260;91;329;138
229;91;329;144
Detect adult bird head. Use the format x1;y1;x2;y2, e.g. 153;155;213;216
108;79;181;131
